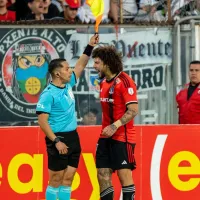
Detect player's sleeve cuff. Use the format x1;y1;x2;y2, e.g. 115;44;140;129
36;111;50;115
126;101;138;106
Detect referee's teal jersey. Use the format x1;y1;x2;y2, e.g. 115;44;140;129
36;72;77;133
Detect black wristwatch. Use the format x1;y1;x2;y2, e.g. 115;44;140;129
53;137;60;144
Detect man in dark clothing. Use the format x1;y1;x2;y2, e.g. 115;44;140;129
25;0;59;20
176;60;200;124
43;0;60;19
26;0;45;20
58;0;80;22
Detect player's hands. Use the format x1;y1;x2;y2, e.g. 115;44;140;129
55;141;68;154
89;33;99;47
102;124;118;137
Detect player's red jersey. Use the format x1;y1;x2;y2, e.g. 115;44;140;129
100;71;138;143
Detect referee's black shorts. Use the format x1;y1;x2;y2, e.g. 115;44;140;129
96;138;136;171
45;130;81;171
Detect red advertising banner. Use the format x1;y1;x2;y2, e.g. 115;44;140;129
0;126;200;200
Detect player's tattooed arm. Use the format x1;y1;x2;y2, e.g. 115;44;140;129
120;104;138;125
113;103;138;128
102;104;138;137
97;168;113;192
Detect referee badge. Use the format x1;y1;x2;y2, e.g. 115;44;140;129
128;88;134;95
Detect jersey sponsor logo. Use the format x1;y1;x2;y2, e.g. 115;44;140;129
0;28;66;119
128;88;134;95
36;103;44;109
100;98;114;103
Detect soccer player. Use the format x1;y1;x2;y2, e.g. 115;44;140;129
92;46;138;200
36;34;99;200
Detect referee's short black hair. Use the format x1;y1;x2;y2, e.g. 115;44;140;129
190;60;200;66
48;58;66;75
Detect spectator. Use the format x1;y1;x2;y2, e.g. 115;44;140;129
134;0;165;22
0;0;15;21
109;0;138;23
6;0;12;7
78;98;102;125
197;0;200;11
80;107;99;125
16;0;30;20
171;0;190;18
26;0;45;20
43;0;60;19
176;61;200;124
167;0;199;20
58;0;80;22
78;0;110;24
7;0;15;11
51;0;63;13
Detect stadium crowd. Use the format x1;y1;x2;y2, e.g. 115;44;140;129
1;0;200;23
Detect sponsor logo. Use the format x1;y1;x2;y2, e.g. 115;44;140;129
36;103;44;109
121;160;127;165
100;98;114;103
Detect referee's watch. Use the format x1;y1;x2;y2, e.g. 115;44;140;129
53;137;60;144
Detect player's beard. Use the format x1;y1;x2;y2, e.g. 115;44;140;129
99;71;105;79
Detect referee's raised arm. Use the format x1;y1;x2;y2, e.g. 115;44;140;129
73;34;99;79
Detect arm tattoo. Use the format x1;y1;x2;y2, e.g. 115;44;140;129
120;108;138;125
97;168;113;192
110;123;117;131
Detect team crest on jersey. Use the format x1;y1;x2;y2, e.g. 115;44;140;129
109;87;114;94
128;88;134;95
116;78;121;84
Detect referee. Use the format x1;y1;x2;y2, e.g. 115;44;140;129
36;34;99;200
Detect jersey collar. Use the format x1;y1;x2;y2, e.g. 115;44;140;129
50;82;66;89
106;72;121;83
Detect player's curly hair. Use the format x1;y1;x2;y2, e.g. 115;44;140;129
92;45;123;74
